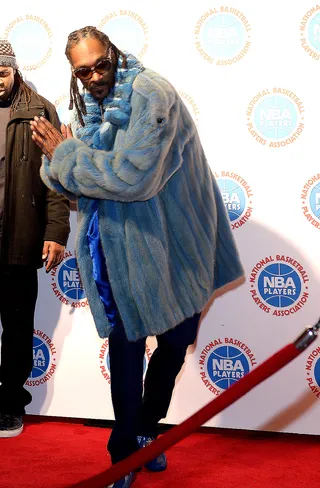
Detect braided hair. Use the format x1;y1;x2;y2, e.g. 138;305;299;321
65;26;127;127
10;70;34;116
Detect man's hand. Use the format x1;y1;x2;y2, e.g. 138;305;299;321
61;123;73;140
30;117;73;161
42;241;65;272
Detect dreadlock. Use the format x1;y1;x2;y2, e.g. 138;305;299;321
10;70;35;117
65;26;128;127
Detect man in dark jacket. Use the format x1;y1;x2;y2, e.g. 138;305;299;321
0;38;70;437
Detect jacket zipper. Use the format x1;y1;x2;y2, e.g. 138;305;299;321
1;116;13;261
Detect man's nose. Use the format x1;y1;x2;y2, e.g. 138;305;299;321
91;71;103;82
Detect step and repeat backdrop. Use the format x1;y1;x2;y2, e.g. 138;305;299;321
1;0;320;435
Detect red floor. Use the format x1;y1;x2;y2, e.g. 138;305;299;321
1;419;320;487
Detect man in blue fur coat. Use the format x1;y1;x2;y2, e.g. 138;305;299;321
30;26;244;488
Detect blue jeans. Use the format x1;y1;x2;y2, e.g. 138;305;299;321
107;312;201;464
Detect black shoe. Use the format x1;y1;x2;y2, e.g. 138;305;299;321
0;413;23;438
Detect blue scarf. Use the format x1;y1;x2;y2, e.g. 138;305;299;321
76;53;144;151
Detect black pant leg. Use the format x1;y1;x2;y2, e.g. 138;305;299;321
107;320;146;464
0;265;38;415
139;313;201;438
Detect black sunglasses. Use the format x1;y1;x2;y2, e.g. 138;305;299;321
73;58;112;81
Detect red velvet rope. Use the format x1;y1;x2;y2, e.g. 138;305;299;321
72;343;300;487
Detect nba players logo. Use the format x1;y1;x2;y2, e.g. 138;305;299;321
194;6;251;65
50;250;88;308
250;255;309;316
99;339;153;383
305;345;320;399
300;5;320;60
247;88;305;148
26;330;56;387
4;15;53;71
215;171;253;230
99;339;111;383
199;338;257;395
98;10;148;58
301;174;320;230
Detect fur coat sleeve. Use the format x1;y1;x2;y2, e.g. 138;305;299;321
41;70;194;202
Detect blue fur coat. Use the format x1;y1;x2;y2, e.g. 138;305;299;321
41;58;244;341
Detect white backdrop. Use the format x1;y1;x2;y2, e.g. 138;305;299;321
1;0;320;436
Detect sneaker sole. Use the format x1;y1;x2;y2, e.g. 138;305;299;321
0;425;23;438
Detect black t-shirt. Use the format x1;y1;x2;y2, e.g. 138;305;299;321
0;99;11;246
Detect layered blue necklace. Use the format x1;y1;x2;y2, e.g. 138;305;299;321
76;53;144;151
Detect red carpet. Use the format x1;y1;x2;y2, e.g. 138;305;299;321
1;418;320;488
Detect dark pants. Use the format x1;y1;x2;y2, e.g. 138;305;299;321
107;312;201;464
0;265;38;415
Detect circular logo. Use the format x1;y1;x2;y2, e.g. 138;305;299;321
5;15;53;71
199;338;257;395
178;90;200;127
26;330;56;387
301;174;320;230
215;171;253;229
300;6;320;60
195;6;251;65
50;250;88;308
55;94;71;126
99;339;153;383
247;88;305;147
305;345;320;398
98;10;148;58
250;255;309;316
